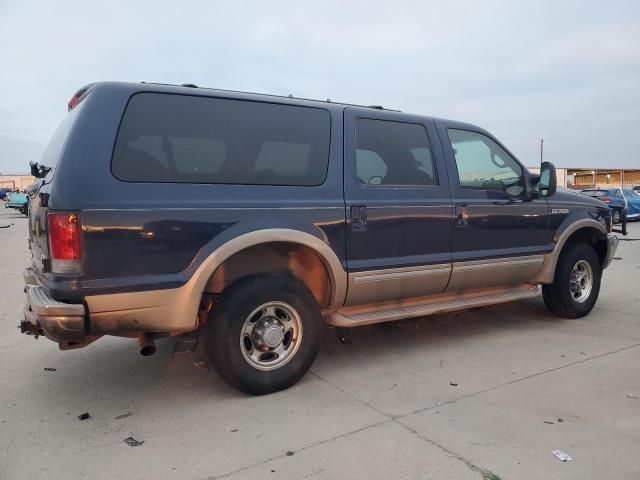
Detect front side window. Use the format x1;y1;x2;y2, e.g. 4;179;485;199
448;129;524;196
112;93;330;186
355;119;437;186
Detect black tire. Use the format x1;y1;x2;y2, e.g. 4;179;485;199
542;242;602;318
205;273;322;395
20;204;28;216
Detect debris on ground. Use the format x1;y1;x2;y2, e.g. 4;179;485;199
285;451;294;456
627;394;638;399
544;421;554;425
43;367;56;372
551;450;572;462
390;384;397;390
230;429;239;432
124;436;144;447
193;360;208;369
0;223;13;229
557;418;564;422
77;413;90;420
481;470;502;480
336;327;352;344
115;412;132;420
449;382;458;387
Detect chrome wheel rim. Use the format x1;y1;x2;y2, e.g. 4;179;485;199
240;301;303;371
569;260;593;303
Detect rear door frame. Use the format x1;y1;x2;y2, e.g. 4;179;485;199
343;108;454;305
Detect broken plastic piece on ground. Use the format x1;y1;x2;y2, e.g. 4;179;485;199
77;413;90;420
115;412;132;420
627;394;638;399
44;367;56;372
449;382;458;386
544;421;554;425
551;450;572;462
124;436;144;447
286;451;294;456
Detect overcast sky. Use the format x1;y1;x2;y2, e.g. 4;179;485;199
1;0;639;173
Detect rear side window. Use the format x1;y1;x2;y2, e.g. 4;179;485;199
355;119;437;186
112;93;331;185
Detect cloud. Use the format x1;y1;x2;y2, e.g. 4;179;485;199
0;0;639;172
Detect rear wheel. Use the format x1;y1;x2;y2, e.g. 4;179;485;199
205;273;322;395
542;243;601;318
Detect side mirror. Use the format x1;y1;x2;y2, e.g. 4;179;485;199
30;161;41;178
539;161;557;197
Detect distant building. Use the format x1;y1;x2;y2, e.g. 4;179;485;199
0;173;36;190
568;169;640;189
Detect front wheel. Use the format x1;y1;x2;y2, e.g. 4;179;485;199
205;273;322;395
542;243;602;318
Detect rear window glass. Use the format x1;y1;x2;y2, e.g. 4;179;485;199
112;93;331;185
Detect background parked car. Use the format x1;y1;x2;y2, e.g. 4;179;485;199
6;191;29;215
580;188;626;223
622;189;640;220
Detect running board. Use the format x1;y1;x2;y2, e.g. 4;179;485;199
327;284;540;327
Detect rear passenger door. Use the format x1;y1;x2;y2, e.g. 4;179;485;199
343;108;453;306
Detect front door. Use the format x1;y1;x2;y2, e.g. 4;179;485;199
436;123;551;292
344;108;453;306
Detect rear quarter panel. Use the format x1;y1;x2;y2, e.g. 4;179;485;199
44;84;347;301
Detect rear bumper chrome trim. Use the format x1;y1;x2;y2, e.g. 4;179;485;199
23;269;86;342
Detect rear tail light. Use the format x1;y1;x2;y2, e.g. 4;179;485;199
67;83;94;111
601;197;611;203
48;212;82;274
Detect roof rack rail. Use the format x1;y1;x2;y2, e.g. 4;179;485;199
138;81;400;111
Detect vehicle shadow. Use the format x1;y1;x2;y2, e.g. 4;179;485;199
26;296;566;410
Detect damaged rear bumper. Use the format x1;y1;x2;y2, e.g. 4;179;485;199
23;268;86;342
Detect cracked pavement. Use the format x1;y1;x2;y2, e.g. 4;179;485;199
1;208;639;479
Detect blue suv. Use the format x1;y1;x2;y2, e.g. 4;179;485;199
22;82;618;394
580;188;627;224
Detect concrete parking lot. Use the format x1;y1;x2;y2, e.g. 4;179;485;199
1;206;639;479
